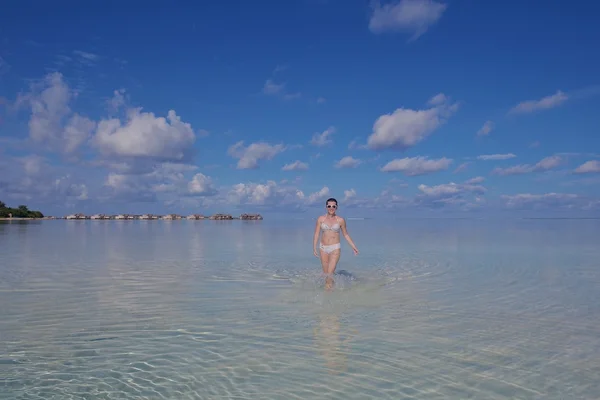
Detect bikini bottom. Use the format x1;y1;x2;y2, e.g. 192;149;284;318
320;242;341;254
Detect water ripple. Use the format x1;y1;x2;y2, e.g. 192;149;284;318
1;219;600;399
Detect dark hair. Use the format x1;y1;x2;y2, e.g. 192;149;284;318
325;197;338;205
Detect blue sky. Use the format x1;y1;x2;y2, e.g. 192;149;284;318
1;0;599;218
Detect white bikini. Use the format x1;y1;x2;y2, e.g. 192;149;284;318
320;217;341;254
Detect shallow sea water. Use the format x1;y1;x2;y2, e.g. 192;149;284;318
1;218;599;399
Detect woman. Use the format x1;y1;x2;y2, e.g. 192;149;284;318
313;198;359;289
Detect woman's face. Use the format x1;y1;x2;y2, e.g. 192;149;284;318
326;202;337;215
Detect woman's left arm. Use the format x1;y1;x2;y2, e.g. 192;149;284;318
340;218;359;255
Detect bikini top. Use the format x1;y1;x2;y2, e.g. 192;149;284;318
321;217;341;233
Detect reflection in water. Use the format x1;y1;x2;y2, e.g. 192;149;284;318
313;310;355;375
189;227;205;262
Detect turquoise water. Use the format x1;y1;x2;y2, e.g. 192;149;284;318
1;218;599;399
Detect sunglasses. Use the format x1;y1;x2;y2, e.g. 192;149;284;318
326;205;337;208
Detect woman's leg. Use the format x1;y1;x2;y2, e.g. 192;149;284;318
320;248;335;289
319;248;330;274
323;249;341;290
327;249;341;275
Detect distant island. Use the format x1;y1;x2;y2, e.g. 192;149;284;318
0;201;263;221
0;201;44;219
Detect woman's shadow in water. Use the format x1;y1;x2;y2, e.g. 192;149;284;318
313;269;359;374
312;307;357;375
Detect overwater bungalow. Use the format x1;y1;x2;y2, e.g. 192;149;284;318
65;213;86;219
209;213;233;220
240;213;263;220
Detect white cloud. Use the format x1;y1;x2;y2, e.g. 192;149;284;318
465;176;485;184
282;160;309;171
477;153;516;161
0;154;88;204
261;74;301;100
366;94;458;151
310;126;336;147
54;176;88;200
64;114;96;154
186;177;600;213
15;73;202;164
509;90;568;114
388;177;408;187
107;88;127;113
493;165;539;176
73;50;99;64
262;79;285;95
492;155;563;176
307;186;330;204
227;141;286;169
368;0;447;40
427;93;447;106
335;156;362;169
5;149;597;215
417;182;485;197
574;160;600;174
348;139;369;150
414;181;486;209
101;162;211;202
93;108;196;161
103;173;131;189
226;180;305;207
17;72;96;154
476;120;494;136
21;154;46;176
536;155;563;170
502;193;581;210
343;189;357;201
218;180;334;210
380;156;452;176
283;92;302;100
186;180;330;210
187;173;217;196
454;162;470;173
103;172;156;202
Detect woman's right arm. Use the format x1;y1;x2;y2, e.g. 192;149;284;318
313;217;321;257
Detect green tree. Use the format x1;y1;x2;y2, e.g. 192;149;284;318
15;205;28;217
0;201;44;218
